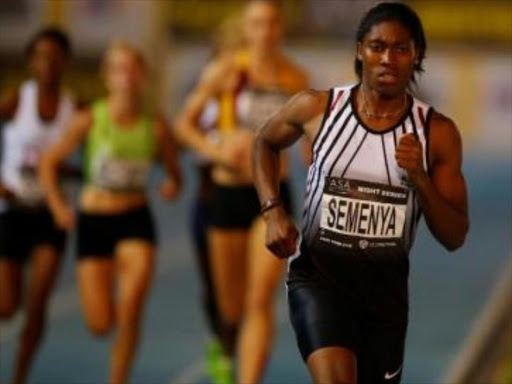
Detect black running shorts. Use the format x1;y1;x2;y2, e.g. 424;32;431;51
209;181;293;229
77;205;155;258
287;245;408;384
0;205;66;262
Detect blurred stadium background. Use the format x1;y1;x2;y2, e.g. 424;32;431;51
1;1;511;383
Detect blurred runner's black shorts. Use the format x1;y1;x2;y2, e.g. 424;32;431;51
0;205;66;262
77;205;155;258
210;181;293;229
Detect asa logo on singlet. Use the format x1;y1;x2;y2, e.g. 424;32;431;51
317;177;408;251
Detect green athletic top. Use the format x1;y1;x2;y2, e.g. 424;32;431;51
85;99;156;192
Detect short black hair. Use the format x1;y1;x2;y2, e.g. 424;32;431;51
25;27;72;58
354;2;426;83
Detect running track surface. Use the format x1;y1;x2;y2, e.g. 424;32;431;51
1;147;510;384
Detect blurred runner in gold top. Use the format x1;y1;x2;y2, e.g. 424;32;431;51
176;1;308;383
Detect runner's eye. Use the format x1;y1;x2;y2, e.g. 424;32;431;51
395;45;410;54
369;43;385;53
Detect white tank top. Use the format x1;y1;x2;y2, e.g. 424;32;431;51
0;80;74;209
299;84;432;259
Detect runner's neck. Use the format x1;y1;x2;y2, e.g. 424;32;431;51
107;96;141;126
359;82;408;118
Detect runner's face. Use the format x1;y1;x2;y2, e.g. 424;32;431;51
244;2;283;52
357;21;417;97
104;50;145;98
29;39;67;87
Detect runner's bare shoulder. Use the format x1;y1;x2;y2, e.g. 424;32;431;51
284;89;331;135
289;89;330;115
430;110;460;140
280;55;309;92
428;110;462;164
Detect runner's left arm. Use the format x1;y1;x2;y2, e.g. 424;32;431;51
395;112;469;251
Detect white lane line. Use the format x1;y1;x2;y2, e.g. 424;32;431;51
168;359;205;384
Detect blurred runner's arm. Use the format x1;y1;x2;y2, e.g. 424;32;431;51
395;112;469;251
252;89;328;258
175;58;230;164
0;89;19;198
154;115;182;200
40;109;92;230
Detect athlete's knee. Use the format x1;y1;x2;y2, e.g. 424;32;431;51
89;321;114;337
117;305;144;331
326;378;355;384
308;348;357;384
118;285;149;327
87;314;114;337
311;370;356;384
246;289;273;316
219;298;243;325
327;374;356;384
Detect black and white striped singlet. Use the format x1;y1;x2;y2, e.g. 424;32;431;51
296;84;433;264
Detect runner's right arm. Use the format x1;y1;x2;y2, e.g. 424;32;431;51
252;89;328;258
175;57;237;169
